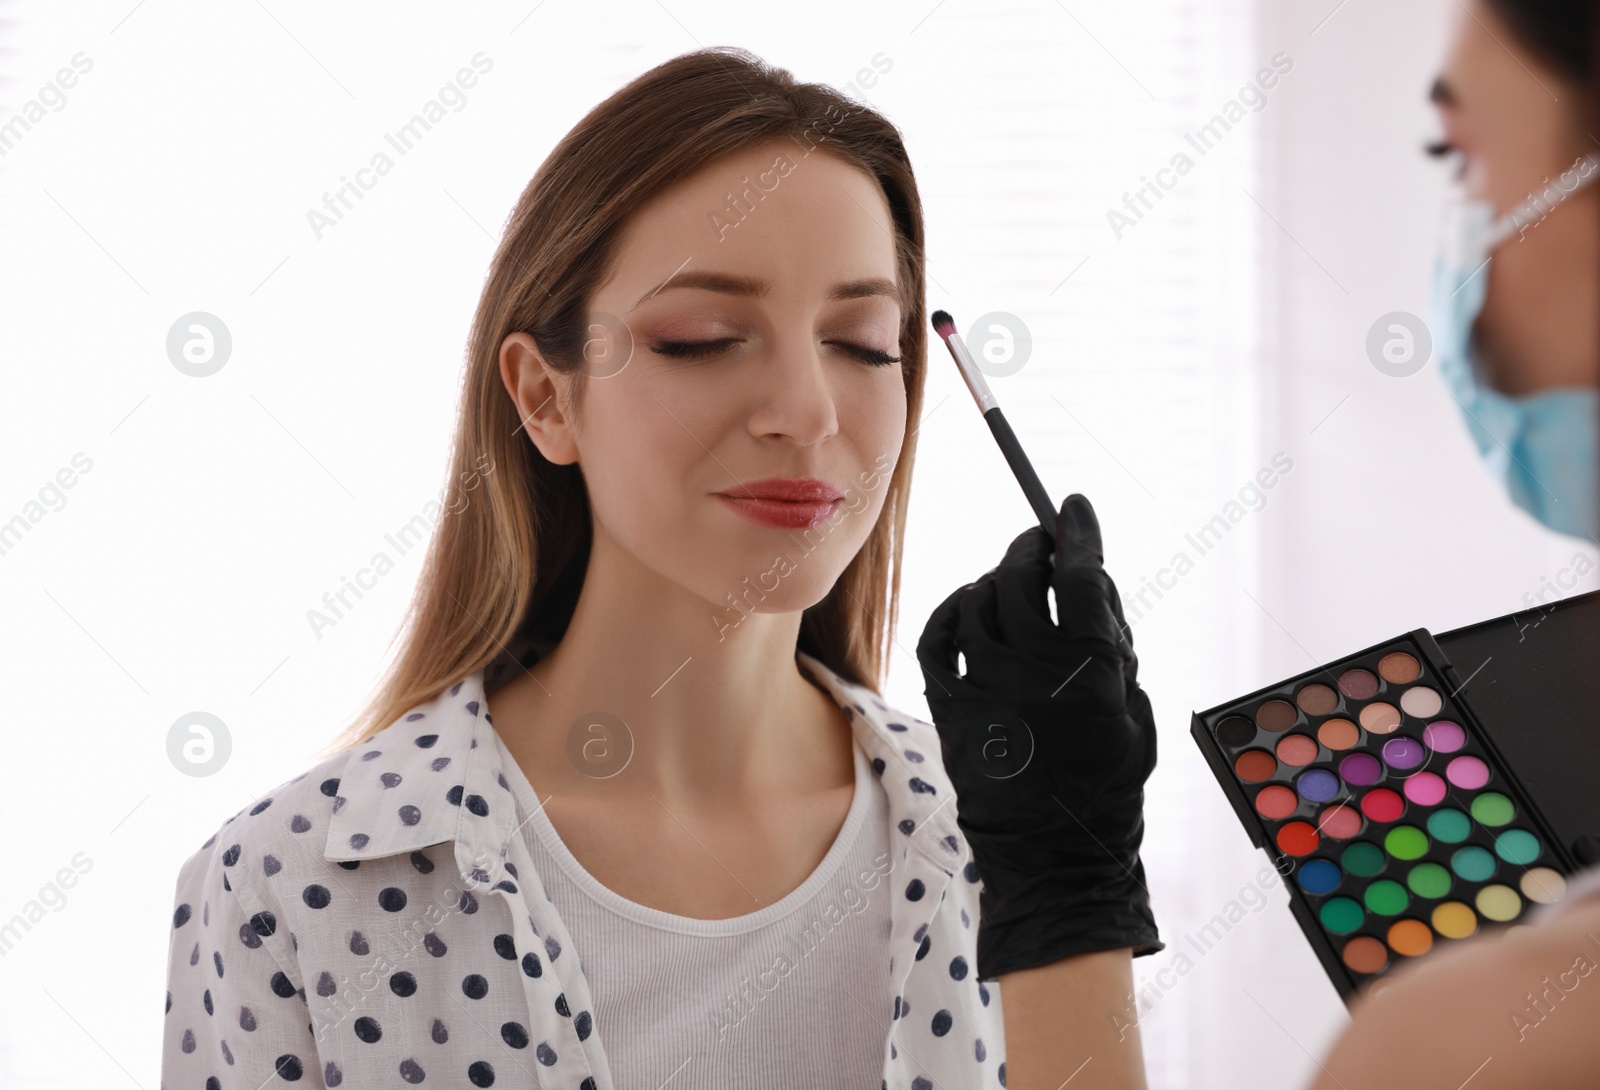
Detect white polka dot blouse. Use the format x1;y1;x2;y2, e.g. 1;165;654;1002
161;650;1008;1089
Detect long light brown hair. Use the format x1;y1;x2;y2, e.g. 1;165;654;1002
315;46;929;759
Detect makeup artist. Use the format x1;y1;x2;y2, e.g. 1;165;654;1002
1422;0;1600;541
1309;0;1600;1086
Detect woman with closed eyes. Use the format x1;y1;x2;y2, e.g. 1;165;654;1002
161;45;1162;1090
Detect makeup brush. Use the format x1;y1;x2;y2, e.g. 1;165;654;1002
930;310;1058;537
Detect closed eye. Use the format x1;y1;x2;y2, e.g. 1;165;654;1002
649;339;902;366
843;343;903;366
649;338;741;359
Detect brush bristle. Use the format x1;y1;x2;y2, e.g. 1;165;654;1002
930;309;955;337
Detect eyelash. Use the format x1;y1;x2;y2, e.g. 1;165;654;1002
1425;139;1465;180
649;338;902;367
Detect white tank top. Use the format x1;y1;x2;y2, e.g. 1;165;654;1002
494;733;896;1089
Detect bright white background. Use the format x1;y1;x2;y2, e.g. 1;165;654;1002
1;1;1595;1087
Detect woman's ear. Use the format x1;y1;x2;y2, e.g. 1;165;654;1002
499;332;579;465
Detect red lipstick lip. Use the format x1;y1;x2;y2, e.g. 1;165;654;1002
713;477;845;530
716;477;844;503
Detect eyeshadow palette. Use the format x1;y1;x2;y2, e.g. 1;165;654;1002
1192;629;1579;1002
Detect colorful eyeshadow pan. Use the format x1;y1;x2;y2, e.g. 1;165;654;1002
1342;936;1388;973
1360;789;1404;823
1387;918;1433;957
1336;669;1379;700
1256;700;1297;731
1277;822;1320;856
1432;901;1477;939
1476;884;1521;922
1298;859;1342;895
1399;686;1442;718
1317;804;1362;840
1520;867;1566;905
1380;737;1425;770
1426;808;1471;843
1494;829;1540;865
1421;720;1465;753
1406;862;1451;899
1384;826;1428;860
1339;753;1382;786
1317;718;1359;751
1446;755;1490;789
1297;769;1339;802
1403;772;1446;806
1321;897;1363;933
1451;846;1496;881
1359;703;1401;734
1235;750;1276;782
1470;792;1514;826
1216;716;1256;747
1364;880;1408;915
1195;634;1564;1001
1254;785;1297;819
1377;652;1420;683
1276;734;1319;767
1297;684;1338;715
1342;842;1385;877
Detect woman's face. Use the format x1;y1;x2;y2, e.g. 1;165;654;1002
1431;0;1598;393
506;138;908;625
1431;1;1587;209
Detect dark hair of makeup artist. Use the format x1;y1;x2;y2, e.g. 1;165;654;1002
1485;0;1592;84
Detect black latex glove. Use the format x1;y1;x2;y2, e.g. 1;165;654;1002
916;493;1163;981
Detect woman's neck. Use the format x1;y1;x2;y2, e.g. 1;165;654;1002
486;528;855;811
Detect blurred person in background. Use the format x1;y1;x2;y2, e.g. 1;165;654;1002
1308;0;1600;1084
1428;0;1599;539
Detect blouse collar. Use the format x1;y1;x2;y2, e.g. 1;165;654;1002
322;650;968;886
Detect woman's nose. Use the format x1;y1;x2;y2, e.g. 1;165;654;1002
744;336;841;446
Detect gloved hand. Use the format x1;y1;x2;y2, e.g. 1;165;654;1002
916;493;1163;981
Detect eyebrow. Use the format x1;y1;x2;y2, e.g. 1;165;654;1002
632;270;902;311
1429;76;1456;106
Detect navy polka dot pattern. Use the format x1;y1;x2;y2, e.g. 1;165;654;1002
161;651;1005;1088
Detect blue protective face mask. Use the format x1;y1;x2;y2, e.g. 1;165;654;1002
1430;154;1600;540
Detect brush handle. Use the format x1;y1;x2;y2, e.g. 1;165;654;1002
982;406;1058;536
